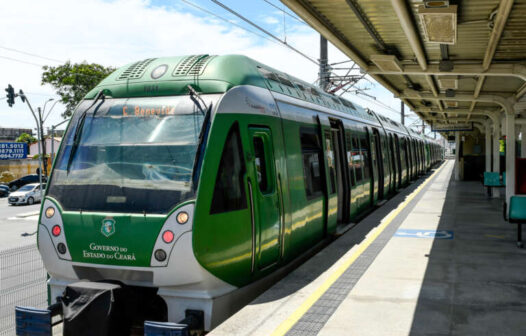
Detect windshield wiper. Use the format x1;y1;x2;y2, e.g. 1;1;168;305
66;90;105;173
191;103;212;190
187;85;207;115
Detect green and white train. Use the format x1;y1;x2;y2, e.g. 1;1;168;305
33;55;442;333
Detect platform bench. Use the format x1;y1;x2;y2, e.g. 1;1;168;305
508;195;526;248
484;172;505;197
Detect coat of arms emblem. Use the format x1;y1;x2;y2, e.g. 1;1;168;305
101;217;116;237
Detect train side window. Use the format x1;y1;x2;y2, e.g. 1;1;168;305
352;135;363;182
360;135;371;180
346;133;356;187
300;128;323;199
253;137;269;193
210;124;247;214
324;130;337;194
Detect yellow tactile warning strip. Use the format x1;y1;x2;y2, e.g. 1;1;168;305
271;162;447;336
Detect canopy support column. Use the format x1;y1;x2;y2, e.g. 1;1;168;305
455;132;461;181
486;120;492;171
522;125;526;158
506;113;516;205
493;117;501;197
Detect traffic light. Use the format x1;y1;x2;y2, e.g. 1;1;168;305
5;84;15;107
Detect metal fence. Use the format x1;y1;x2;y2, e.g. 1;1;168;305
0;244;48;336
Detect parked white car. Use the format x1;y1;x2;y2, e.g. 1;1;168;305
8;183;45;205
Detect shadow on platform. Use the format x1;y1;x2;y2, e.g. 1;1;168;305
408;177;526;335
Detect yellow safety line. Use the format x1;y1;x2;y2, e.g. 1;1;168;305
270;162;447;336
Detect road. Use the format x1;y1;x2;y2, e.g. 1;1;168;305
0;197;48;336
0;197;41;250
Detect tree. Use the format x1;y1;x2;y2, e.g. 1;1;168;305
16;133;37;144
41;61;115;118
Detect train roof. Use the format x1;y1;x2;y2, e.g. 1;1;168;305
87;54;426;141
86;55;380;121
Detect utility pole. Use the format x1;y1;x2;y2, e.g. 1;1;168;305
19;90;44;199
319;35;329;91
401;101;405;125
37;107;48;176
422;119;425;134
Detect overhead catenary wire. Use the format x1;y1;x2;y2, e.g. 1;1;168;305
349;92;418;120
0;45;64;63
260;0;306;25
180;0;283;48
210;0;319;65
0;55;45;67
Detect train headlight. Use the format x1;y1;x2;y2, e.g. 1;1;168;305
162;230;174;244
45;207;55;218
52;225;61;237
150;203;194;266
154;249;167;262
57;243;67;255
176;211;188;225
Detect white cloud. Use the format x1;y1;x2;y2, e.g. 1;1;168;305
0;0;324;130
0;0;412;133
261;15;280;25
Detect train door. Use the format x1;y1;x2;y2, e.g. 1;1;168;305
389;134;397;190
400;137;408;184
347;130;364;216
380;133;391;197
416;141;422;174
347;131;359;218
328;119;350;224
365;127;377;204
411;140;418;176
419;142;423;172
394;134;402;187
407;139;413;180
372;128;384;200
415;141;420;174
247;127;281;269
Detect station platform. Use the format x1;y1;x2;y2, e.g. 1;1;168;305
210;160;526;336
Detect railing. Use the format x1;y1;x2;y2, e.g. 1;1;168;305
0;244;48;336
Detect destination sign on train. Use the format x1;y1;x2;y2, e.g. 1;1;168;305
120;105;176;117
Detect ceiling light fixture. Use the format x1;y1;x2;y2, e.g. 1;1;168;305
418;5;458;44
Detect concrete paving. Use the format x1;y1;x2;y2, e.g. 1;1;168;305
211;160;526;336
0;197;40;251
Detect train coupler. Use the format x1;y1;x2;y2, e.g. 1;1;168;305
144;310;204;336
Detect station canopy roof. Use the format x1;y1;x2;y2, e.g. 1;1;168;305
281;0;526;131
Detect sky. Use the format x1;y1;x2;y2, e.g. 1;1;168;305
0;0;421;133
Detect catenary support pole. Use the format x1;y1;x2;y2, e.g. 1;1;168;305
319;35;329;91
505;112;516;205
486;120;492;171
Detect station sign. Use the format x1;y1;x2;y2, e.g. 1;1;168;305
0;142;28;160
432;123;473;132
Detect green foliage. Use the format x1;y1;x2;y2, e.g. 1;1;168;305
32;153;50;159
16;133;37;144
41;61;115;118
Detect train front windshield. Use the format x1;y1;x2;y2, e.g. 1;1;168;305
48;96;206;214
